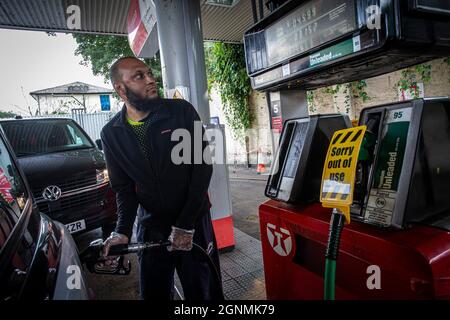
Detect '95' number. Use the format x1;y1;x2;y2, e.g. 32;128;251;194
393;111;403;119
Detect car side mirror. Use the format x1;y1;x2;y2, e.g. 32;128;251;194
95;139;103;150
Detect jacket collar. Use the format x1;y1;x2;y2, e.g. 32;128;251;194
113;100;170;127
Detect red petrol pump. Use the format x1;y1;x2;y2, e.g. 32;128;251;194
260;99;450;299
260;99;450;300
244;0;450;300
259;199;450;299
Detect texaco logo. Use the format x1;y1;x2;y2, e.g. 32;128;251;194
266;223;292;256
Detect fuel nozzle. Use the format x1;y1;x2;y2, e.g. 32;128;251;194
79;239;131;275
358;118;378;161
80;239;171;275
354;117;379;205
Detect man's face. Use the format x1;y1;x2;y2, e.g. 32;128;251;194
114;59;159;111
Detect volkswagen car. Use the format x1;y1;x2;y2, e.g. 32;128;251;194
0;118;117;240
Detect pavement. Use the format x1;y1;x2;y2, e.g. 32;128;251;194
228;166;269;240
76;165;271;300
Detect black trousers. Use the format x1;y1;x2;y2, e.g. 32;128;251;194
136;207;222;300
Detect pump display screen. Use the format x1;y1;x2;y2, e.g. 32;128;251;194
265;0;357;66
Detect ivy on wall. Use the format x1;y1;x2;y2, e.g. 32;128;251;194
351;80;371;102
416;64;432;83
396;63;432;99
321;84;342;113
205;42;252;139
446;57;450;83
316;80;371;118
307;90;316;113
343;84;351;115
310;58;449;117
321;84;342;96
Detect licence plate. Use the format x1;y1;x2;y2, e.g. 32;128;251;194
65;219;86;233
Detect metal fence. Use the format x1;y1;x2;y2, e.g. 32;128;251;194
25;112;116;141
71;112;116;141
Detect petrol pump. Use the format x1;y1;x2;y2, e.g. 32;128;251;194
243;0;450;299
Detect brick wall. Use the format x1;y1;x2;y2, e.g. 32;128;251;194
247;91;273;166
309;57;450;120
209;88;274;166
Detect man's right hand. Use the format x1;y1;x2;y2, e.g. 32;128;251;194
102;232;129;257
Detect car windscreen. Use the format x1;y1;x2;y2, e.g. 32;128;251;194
0;119;94;157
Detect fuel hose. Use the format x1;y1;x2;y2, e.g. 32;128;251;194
324;209;346;300
108;241;225;300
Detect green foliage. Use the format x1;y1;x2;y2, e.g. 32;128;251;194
323;81;371;105
396;63;432;99
397;68;418;97
351;80;371;102
321;81;371;117
0;111;19;119
415;63;432;83
307;91;316;113
321;84;341;95
321;84;342;113
446;57;450;84
205;42;252;139
343;93;351;114
72;34;163;96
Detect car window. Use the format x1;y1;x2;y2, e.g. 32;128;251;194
0;135;37;300
0;133;28;248
67;125;84;145
0;138;27;217
1;120;93;157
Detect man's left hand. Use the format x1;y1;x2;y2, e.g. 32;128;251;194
168;226;195;251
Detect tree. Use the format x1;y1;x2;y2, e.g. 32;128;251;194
72;34;163;95
0;111;19;119
205;42;252;139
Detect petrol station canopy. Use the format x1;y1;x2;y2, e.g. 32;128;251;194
0;0;270;42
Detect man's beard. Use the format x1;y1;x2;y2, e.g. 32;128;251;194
124;85;160;112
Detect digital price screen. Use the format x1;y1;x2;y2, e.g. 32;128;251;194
265;0;357;66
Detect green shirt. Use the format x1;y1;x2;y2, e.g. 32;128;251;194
127;117;151;158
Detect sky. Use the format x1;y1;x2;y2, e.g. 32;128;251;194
0;29;111;115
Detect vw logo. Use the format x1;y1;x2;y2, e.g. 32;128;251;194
42;185;62;201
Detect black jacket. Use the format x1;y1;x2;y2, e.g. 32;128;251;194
100;99;213;239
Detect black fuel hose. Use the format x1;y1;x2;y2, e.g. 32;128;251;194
108;241;225;300
324;210;346;300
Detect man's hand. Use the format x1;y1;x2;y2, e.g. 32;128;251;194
102;232;129;257
168;226;195;251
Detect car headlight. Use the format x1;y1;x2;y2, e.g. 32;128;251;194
96;169;109;184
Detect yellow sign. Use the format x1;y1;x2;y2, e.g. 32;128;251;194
320;126;367;223
173;89;184;99
167;86;189;101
